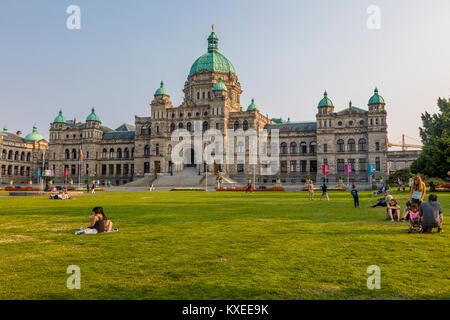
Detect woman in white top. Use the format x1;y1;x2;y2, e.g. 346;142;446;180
409;176;426;205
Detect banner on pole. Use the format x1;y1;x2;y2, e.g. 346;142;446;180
64;168;69;178
322;164;329;175
36;169;41;178
345;164;352;176
368;164;376;175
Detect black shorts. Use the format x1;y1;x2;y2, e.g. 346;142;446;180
411;198;422;205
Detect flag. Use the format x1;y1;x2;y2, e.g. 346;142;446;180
79;147;84;161
322;164;329;175
345;164;352;175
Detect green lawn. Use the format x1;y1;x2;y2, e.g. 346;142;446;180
0;190;448;300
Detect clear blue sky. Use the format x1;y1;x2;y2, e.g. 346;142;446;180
1;0;449;145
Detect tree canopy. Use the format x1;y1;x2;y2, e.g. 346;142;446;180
410;98;450;179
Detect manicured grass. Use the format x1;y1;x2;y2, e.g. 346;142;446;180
0;190;448;300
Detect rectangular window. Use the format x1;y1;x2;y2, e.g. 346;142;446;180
375;157;380;171
102;164;107;175
310;160;317;173
281;161;287;173
144;162;150;174
358;158;367;172
337;159;345;172
300;160;307;172
348;159;355;172
323;144;328;153
116;164;121;175
155;144;160;156
109;164;114;175
290;160;297;173
237;163;244;173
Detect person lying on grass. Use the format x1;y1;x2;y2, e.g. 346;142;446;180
371;191;392;208
387;199;401;222
49;191;71;200
78;207;113;234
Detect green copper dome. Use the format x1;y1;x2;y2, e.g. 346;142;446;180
24;125;44;142
53;110;66;123
189;30;236;76
247;98;259;111
155;81;169;96
86;108;101;122
318;91;334;107
213;77;227;91
368;87;385;105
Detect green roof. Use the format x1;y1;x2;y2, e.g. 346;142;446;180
24;125;44;142
213;77;227;91
189;30;236;76
155;81;169;96
247;98;259;111
318;91;334;107
368;87;385;105
86;108;101;122
53;110;66;123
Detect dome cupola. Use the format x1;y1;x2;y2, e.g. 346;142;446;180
86;108;101;122
155;81;169;96
213;76;227;91
189;26;236;76
24;125;44;142
247;98;259;111
53;110;66;123
318;91;334;107
368;87;385;105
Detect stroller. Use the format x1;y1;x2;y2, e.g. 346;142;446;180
408;211;422;233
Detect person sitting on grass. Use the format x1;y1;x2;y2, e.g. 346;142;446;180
420;194;444;234
351;185;360;208
408;202;422;233
401;201;412;221
77;207;113;234
387;199;401;222
370;191;393;208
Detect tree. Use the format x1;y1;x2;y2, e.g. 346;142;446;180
410;98;450;179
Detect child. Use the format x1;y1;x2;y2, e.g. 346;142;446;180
408;202;422;233
401;201;411;221
320;183;329;201
351;186;359;208
387;199;401;221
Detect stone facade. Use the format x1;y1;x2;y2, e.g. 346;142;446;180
0;126;48;185
47;29;390;186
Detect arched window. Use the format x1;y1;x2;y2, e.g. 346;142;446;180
102;149;107;159
178;123;184;129
2;150;6;160
144;145;150;157
375;142;380;151
300;142;307;154
141;127;146;135
72;149;77;160
358;138;367;151
148;127;151;135
203;121;209;131
131;147;135;158
290;142;298;154
310;142;317;154
170;123;176;132
348;139;355;152
280;142;288;155
20;152;25;161
186;122;192;132
14;151;19;160
337;139;345;152
65;149;70;160
197;92;200;99
26;152;31;162
243;120;249;131
234;121;239;131
124;148;129;159
117;148;122;159
109;148;114;159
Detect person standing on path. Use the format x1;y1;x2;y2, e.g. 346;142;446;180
308;180;314;200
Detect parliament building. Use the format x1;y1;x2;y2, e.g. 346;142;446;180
47;28;389;186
